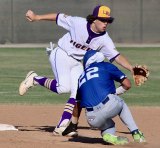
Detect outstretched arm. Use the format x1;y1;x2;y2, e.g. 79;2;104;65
26;10;58;22
114;54;133;74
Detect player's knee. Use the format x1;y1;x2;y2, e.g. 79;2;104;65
57;85;70;94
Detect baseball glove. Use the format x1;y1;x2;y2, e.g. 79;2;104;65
133;65;150;86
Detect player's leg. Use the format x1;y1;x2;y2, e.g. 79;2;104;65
19;47;71;96
19;71;39;95
101;119;128;145
19;71;59;96
67;63;83;124
34;47;72;94
51;48;73;133
85;95;123;129
119;101;146;142
53;51;83;136
85;94;128;145
33;76;58;93
85;105;128;145
30;43;59;93
48;47;73;94
62;101;82;136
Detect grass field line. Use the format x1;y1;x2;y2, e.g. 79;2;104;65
125;93;160;97
0;43;160;48
0;91;17;94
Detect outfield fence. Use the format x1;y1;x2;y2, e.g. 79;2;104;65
0;0;160;44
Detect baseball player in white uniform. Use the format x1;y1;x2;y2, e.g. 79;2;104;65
19;5;133;136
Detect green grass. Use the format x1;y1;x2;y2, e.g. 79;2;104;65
0;48;69;104
115;47;160;106
0;47;160;106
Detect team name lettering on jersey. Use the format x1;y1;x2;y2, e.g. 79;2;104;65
70;40;92;51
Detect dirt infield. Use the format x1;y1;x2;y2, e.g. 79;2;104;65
0;105;159;148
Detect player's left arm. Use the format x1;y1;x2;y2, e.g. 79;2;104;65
115;78;131;95
109;64;131;95
114;54;133;74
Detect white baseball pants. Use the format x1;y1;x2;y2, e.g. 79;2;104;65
49;47;83;98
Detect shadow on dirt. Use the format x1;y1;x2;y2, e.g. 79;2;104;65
15;125;91;132
68;136;107;145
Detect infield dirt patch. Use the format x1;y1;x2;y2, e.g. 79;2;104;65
0;105;159;148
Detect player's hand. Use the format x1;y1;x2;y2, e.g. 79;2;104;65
26;10;37;22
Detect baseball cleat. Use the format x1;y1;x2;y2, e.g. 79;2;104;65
62;122;78;136
19;71;38;96
53;126;78;137
132;130;146;143
103;133;129;145
53;119;78;137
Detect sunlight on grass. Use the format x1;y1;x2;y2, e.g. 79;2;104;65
0;47;160;106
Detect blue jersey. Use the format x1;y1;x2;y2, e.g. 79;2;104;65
77;62;126;108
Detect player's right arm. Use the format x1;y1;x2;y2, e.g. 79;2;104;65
26;10;57;22
121;78;131;90
25;10;73;31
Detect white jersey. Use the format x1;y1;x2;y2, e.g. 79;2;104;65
56;13;119;62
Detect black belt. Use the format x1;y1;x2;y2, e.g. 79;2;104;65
86;96;109;112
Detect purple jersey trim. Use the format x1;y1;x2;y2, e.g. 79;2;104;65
56;13;60;24
109;53;120;63
86;23;106;44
